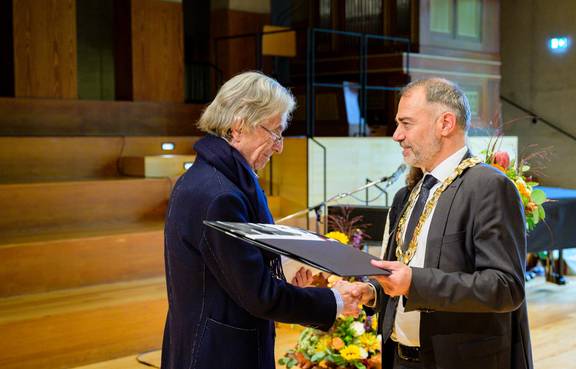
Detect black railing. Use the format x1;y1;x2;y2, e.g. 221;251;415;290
306;28;411;137
501;95;576;142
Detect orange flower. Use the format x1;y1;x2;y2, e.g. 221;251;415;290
491;163;506;173
515;179;531;199
331;337;345;350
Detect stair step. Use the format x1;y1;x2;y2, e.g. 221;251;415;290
0;222;164;297
0;278;167;369
120;154;196;178
71;350;161;369
0;178;171;236
0;136;199;182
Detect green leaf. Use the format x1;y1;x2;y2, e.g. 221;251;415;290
355;362;367;369
532;208;540;224
286;358;298;369
333;355;346;366
526;217;535;232
532;189;546;205
311;352;326;362
538;204;546;220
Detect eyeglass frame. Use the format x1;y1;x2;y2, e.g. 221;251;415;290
259;125;284;145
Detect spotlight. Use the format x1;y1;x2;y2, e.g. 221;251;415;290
162;142;175;151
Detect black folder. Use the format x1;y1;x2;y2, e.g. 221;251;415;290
204;221;391;277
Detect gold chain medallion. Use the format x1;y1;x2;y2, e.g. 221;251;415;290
395;157;481;264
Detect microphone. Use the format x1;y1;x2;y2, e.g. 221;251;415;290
380;164;407;184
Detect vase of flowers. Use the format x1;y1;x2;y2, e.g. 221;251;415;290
278;209;381;369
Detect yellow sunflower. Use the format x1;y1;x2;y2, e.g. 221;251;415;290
339;344;363;361
359;333;380;352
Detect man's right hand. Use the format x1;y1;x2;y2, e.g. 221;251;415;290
332;280;373;317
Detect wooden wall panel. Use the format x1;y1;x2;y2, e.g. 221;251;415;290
258;138;307;218
212;9;270;79
0;98;204;136
131;0;184;102
12;0;77;98
274;138;308;217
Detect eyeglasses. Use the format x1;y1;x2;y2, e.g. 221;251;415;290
260;125;284;145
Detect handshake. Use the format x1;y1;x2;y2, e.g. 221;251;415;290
332;280;375;317
292;259;413;317
290;267;374;317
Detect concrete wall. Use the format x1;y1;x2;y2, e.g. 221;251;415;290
501;0;576;188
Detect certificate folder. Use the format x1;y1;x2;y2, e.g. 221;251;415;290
204;221;390;277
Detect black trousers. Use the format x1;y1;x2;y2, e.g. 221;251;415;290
392;342;431;369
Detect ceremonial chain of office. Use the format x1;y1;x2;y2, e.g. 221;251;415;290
395;157;482;264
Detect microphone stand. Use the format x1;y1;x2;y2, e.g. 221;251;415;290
276;175;401;233
365;177;389;207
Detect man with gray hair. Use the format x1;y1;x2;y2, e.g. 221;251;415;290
359;78;533;369
161;71;364;369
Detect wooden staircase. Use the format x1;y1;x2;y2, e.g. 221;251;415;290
0;136;197;369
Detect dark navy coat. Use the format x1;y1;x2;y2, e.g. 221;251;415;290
161;136;336;369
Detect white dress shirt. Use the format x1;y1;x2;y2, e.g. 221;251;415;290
392;146;468;347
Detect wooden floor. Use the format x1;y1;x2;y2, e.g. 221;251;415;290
70;276;576;369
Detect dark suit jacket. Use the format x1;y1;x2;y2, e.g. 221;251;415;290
161;155;336;369
370;163;533;369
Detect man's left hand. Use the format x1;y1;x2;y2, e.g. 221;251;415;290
291;267;314;287
370;260;412;297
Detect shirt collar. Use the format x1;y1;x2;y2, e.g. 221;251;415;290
426;146;468;183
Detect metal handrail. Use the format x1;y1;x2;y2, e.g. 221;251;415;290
306;27;411;137
501;95;576;142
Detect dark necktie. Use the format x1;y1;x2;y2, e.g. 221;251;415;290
378;175;439;342
402;174;438;250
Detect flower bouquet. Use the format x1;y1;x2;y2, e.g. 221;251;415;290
278;310;380;369
278;209;381;369
482;135;549;231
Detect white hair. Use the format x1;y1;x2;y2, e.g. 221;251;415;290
197;71;296;137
